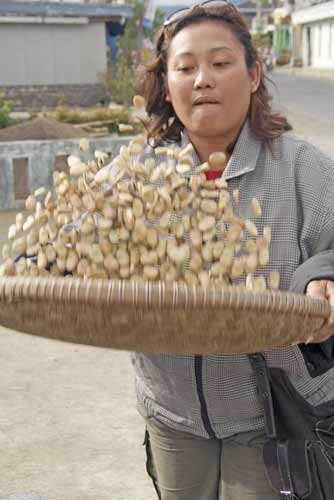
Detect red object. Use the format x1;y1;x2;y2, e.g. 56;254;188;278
205;170;223;180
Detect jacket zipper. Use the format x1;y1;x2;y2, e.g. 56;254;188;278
195;355;216;438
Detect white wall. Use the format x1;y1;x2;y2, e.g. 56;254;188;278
0;21;107;85
301;20;334;68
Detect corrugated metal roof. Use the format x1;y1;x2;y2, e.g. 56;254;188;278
0;1;133;19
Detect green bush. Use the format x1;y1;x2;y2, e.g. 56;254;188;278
0;101;13;129
100;59;136;107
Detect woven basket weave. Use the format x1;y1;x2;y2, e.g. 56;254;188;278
0;276;331;354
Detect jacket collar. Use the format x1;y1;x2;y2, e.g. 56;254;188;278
180;119;261;180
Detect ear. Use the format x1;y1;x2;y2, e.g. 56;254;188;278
249;61;261;94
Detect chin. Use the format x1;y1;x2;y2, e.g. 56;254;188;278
189;122;227;137
190;112;223;129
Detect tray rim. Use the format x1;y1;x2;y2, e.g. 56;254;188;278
0;276;331;320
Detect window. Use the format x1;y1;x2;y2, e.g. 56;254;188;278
12;157;29;201
53;154;69;173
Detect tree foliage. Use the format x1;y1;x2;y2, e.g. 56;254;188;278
0;90;13;129
100;0;164;106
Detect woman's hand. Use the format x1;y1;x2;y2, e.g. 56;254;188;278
306;280;334;343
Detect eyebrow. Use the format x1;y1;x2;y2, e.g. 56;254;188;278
174;46;233;58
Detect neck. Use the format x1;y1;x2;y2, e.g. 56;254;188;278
188;135;231;166
187;126;243;166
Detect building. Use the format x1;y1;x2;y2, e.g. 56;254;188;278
292;0;334;68
271;1;294;64
238;0;273;31
0;1;132;86
0;1;133;107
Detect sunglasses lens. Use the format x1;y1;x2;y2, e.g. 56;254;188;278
164;1;235;27
201;0;229;6
164;7;190;26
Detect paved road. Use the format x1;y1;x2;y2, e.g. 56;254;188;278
1;71;334;500
270;72;334;125
269;71;334;158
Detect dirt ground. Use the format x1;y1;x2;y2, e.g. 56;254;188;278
0;117;88;142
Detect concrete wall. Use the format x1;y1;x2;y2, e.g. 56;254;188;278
0;136;129;210
0;21;107;85
3;84;110;110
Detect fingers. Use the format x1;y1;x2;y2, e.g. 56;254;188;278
326;281;334;302
306;280;328;300
326;281;334;324
305;324;334;344
305;280;334;342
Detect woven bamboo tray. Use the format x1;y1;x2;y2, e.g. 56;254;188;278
0;276;331;354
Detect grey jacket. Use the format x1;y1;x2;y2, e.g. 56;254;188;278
132;120;334;438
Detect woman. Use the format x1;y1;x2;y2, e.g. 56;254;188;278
132;2;334;499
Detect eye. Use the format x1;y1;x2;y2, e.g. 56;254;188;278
213;61;229;68
177;66;193;72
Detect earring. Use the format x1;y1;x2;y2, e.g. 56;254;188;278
168;116;175;127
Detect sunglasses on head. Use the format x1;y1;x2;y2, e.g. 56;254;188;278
163;0;237;27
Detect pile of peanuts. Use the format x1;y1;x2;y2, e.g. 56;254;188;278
0;97;279;291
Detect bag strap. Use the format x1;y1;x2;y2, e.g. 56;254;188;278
248;353;277;439
276;442;296;499
249;355;297;499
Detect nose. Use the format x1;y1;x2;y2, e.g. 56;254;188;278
194;65;215;89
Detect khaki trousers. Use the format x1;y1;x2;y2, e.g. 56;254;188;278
144;418;282;500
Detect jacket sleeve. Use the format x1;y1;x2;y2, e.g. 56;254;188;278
289;250;334;295
289;185;334;358
289;249;334;362
290;142;334;293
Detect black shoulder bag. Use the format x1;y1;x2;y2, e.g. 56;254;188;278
249;353;334;500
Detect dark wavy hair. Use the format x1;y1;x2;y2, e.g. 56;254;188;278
137;3;291;145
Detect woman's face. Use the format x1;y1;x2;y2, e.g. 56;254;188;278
166;20;261;143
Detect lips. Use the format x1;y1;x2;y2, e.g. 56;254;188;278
193;96;219;106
